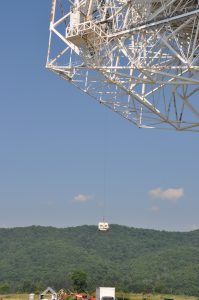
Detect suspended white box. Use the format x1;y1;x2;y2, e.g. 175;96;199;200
98;222;109;231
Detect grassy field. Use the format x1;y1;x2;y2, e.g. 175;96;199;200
0;294;198;300
0;295;40;300
117;293;198;300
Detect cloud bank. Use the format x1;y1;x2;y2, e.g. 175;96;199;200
149;187;184;202
73;194;93;202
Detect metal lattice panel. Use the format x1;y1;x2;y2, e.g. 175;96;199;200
47;0;199;131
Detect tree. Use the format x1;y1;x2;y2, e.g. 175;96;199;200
0;283;10;294
71;270;87;292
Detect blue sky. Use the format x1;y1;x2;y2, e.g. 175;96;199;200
0;1;198;231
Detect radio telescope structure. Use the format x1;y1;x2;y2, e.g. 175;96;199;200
47;0;199;131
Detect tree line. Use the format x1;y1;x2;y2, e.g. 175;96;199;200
0;225;199;295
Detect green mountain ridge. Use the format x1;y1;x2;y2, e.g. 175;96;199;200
0;225;199;295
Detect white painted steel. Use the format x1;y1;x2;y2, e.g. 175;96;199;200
47;0;199;131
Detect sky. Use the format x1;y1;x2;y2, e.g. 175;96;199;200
0;1;198;232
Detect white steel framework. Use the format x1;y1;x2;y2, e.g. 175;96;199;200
47;0;199;131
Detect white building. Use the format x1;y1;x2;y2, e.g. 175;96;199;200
39;287;57;300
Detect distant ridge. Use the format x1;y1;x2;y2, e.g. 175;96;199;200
0;225;199;295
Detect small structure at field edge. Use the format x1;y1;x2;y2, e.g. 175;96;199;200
29;294;35;300
39;287;57;300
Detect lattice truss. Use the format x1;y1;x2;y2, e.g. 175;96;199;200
47;0;199;131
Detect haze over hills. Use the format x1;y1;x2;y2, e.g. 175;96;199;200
0;225;199;295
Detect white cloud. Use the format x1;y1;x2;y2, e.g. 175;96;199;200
151;205;160;212
149;187;184;202
190;224;199;231
73;194;93;202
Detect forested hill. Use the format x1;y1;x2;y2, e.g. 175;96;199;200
0;225;199;295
